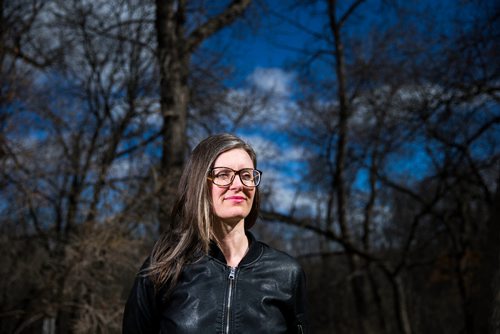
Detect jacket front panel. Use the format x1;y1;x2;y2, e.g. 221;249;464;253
159;257;226;333
229;258;293;334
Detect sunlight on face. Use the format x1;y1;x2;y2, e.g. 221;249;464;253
210;149;256;226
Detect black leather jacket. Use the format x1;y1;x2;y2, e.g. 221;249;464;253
123;232;309;333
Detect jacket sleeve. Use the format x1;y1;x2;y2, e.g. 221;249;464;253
122;261;160;334
293;266;310;334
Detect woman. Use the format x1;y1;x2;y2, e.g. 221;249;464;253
123;133;308;333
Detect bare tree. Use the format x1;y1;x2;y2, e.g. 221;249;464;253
259;0;500;333
1;1;160;332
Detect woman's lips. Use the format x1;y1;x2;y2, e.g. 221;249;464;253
225;196;246;203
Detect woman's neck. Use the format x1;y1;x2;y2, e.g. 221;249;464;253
214;220;249;267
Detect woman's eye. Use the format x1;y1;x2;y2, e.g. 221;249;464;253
241;172;252;180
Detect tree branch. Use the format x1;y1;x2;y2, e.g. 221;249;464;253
260;210;380;262
185;0;252;54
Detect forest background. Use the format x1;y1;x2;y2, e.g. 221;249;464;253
1;0;499;333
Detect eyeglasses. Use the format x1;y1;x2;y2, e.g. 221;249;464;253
208;167;262;187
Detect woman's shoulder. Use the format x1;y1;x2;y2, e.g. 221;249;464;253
257;240;304;273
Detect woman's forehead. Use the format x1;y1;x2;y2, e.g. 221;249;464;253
213;148;254;168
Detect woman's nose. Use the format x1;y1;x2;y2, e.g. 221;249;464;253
230;174;244;189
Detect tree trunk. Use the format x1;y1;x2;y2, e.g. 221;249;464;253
391;275;412;334
474;170;500;333
155;0;189;233
328;1;371;332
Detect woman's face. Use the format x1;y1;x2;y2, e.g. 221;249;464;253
210;148;256;226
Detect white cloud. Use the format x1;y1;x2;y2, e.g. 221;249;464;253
219;67;300;130
247;67;295;97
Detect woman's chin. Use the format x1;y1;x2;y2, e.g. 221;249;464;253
217;214;247;227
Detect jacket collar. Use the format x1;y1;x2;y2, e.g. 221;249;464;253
209;231;261;266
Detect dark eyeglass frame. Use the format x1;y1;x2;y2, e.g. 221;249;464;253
208;167;262;187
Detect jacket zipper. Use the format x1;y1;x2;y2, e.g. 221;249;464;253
225;266;236;334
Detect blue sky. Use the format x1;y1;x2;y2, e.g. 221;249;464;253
197;0;500;221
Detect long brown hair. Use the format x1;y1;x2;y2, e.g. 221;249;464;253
145;134;260;291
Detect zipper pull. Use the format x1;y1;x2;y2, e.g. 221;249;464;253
228;266;236;280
